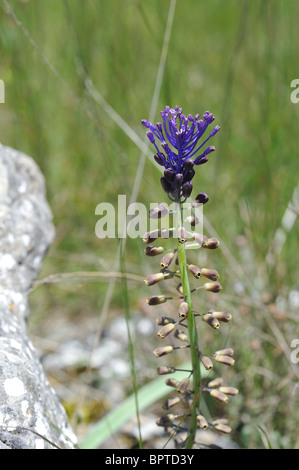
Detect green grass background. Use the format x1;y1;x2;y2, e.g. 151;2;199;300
1;0;299;449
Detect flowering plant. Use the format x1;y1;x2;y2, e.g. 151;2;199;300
142;106;238;449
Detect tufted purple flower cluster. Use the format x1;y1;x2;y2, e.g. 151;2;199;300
142;106;220;201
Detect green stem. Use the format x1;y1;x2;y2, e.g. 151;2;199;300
177;233;201;449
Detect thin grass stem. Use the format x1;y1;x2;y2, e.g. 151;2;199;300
120;239;143;449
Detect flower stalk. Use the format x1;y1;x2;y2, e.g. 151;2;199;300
176;232;201;448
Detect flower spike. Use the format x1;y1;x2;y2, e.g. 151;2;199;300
141;105;237;449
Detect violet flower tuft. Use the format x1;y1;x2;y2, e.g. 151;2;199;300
142;106;220;200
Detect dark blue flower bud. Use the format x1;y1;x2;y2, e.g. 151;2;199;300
164;168;175;182
203;111;215;124
194;155;208;165
194;192;209;205
154;153;166;166
182;182;193;199
173;173;183;190
146;131;155;144
184;169;195;182
160;176;172;194
141;119;150;128
183;158;194;171
211;125;220;136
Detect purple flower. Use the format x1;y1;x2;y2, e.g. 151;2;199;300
142;106;220;200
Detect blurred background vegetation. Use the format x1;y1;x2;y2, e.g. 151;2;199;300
1;0;299;449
